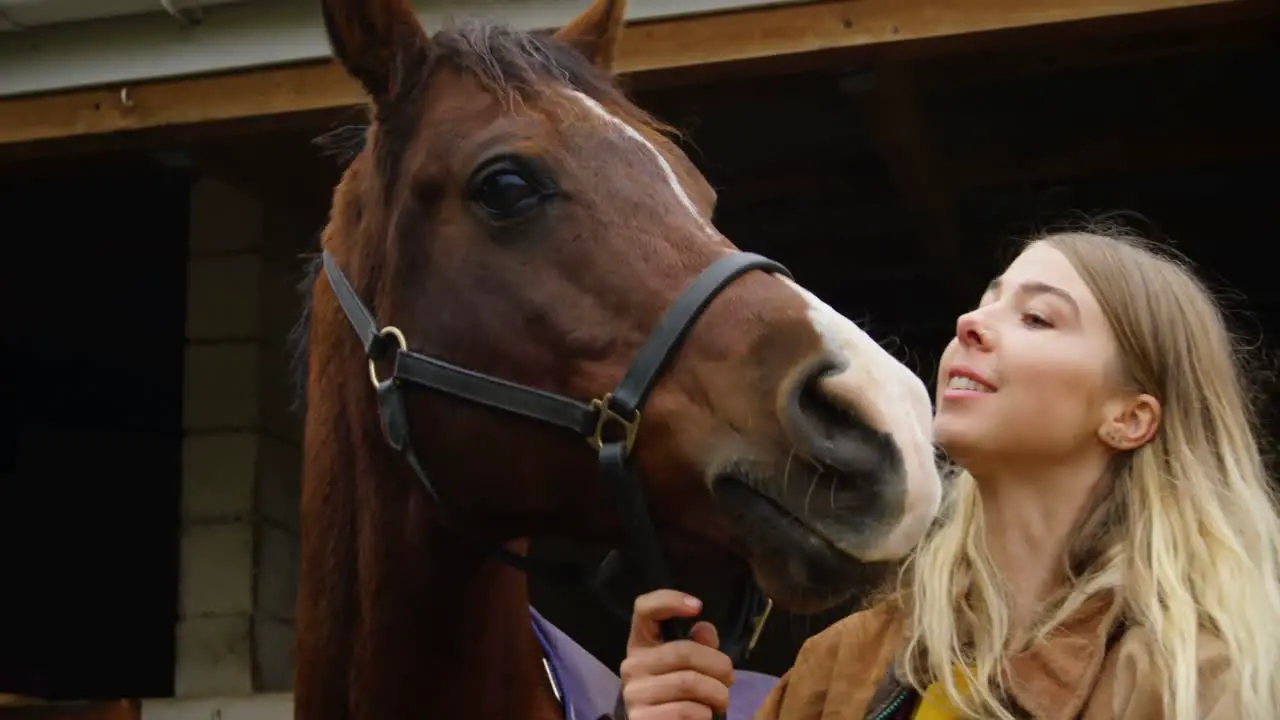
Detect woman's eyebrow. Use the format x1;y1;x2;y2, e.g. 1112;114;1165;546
985;277;1080;316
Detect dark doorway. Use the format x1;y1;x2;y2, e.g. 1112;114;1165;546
0;154;190;700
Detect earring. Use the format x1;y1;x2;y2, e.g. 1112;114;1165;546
1105;432;1121;446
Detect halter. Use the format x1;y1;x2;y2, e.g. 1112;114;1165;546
321;248;788;669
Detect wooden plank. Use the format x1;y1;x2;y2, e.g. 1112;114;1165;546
0;0;1245;145
0;700;139;720
0;0;816;99
614;0;1241;73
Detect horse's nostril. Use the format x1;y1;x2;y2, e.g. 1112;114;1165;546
796;371;855;448
788;365;899;477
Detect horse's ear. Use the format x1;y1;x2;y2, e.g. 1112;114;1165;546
553;0;627;71
321;0;430;104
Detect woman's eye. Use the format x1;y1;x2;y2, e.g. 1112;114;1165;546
1022;312;1053;328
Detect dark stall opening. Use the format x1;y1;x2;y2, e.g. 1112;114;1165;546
0;154;190;701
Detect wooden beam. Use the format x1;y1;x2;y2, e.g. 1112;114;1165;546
0;700;139;720
0;106;357;165
0;0;1243;146
911;9;1277;90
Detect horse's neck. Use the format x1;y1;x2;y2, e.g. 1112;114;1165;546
295;442;563;720
394;531;564;720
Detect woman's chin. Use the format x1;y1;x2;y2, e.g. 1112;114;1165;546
932;415;971;447
932;421;992;466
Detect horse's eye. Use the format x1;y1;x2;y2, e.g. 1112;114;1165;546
468;159;553;222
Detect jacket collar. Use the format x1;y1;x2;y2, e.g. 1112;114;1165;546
866;590;1124;720
1003;590;1124;720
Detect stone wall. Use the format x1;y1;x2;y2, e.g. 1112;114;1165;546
175;178;308;697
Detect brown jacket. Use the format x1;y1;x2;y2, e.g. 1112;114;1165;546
754;592;1240;719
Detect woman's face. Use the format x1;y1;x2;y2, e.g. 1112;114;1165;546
934;243;1123;468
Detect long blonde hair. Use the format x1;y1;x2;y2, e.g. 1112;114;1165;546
894;227;1280;719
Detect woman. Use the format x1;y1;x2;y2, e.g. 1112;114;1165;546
619;229;1280;719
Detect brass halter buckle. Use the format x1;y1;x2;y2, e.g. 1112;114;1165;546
587;393;640;454
367;326;408;389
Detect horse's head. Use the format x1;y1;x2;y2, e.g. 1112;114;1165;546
313;0;942;613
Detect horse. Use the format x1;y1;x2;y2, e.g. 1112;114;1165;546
293;0;944;718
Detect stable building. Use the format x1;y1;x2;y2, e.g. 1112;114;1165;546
0;0;1275;717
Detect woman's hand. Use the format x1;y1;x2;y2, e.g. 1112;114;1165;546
619;589;736;720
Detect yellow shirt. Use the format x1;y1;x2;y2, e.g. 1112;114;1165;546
911;668;970;720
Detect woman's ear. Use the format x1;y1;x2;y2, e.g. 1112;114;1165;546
553;0;628;71
1099;392;1161;451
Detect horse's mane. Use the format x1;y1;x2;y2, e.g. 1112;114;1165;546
288;16;674;413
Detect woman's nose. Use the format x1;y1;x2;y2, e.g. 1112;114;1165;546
955;312;991;350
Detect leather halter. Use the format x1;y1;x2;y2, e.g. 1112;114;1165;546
321;249;789;666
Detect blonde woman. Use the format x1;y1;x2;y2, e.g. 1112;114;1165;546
619;229;1280;719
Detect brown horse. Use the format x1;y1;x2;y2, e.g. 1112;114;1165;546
294;0;944;718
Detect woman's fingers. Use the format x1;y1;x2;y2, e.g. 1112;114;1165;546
623;670;731;713
690;619;719;649
621;590;736;720
619;635;735;688
628;589;708;650
626;700;719;720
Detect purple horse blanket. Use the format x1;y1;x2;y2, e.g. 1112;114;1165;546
531;606;777;720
